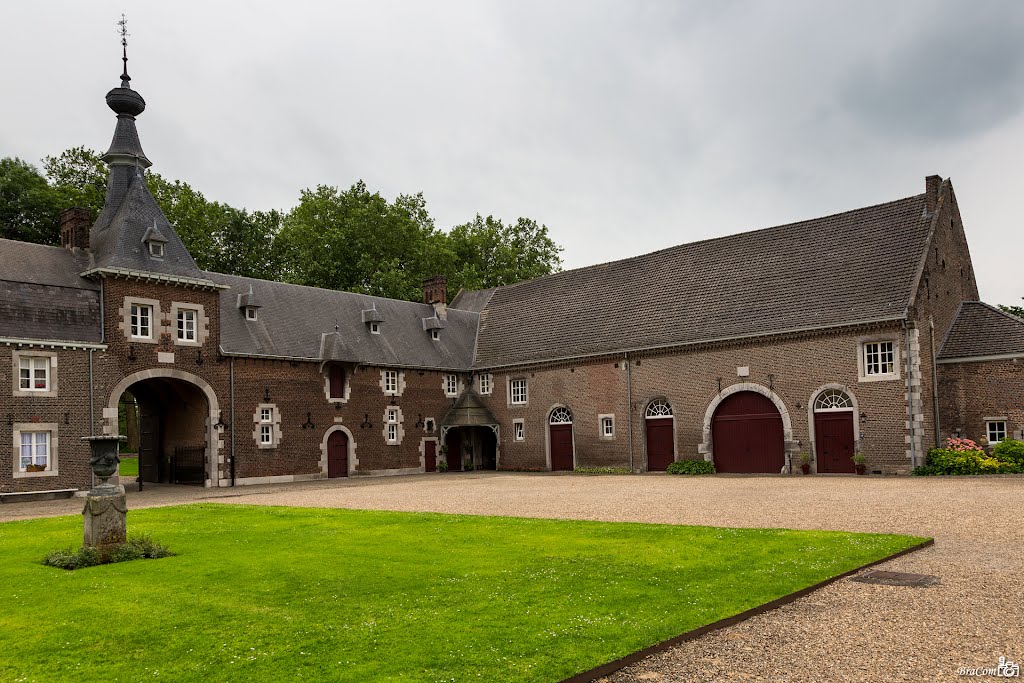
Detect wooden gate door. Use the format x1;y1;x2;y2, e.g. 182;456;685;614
138;402;161;483
424;440;437;472
327;430;349;478
711;392;785;473
550;424;574;471
646;418;675;471
814;411;855;473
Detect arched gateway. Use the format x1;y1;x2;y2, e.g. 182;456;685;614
106;369;221;487
710;391;786;473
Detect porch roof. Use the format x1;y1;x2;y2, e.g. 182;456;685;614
440;389;499;428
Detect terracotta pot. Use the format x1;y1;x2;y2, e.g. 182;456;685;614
855;464;867;475
800;463;811;475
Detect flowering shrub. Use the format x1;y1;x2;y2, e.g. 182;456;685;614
945;437;981;452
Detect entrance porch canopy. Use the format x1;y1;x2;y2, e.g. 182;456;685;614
439;390;499;440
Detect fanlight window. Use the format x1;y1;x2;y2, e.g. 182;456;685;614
549;407;573;424
814;389;853;411
645;399;673;418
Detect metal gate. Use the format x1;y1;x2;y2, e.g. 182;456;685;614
171;446;206;485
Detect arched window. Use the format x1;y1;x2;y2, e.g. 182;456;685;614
645;399;673;418
814;389;853;411
549;407;573;424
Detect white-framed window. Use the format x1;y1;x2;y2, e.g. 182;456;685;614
601;416;615;438
478;373;492;396
130;303;153;339
245;307;258;321
18;357;49;392
176;308;198;342
444;374;459;397
987;421;1007;444
510;378;528;406
513;420;525;442
370;322;380;334
148;241;164;258
19;431;50;472
259;408;273;445
863;341;895;376
386;408;399;444
383;370;398;394
430;328;440;341
254;404;279;448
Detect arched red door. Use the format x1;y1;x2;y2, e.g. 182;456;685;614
645;399;675;471
814;389;856;473
327;430;349;478
712;392;785;473
549;407;574;471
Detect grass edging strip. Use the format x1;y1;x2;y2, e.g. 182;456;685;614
558;537;935;683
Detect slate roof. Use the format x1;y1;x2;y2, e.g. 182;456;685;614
440;389;499;427
938;302;1024;360
87;173;213;284
208;272;479;369
0;239;101;343
470;194;934;367
449;288;496;313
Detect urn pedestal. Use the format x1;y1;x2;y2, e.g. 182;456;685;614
82;435;128;548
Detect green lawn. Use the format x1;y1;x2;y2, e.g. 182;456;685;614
118;455;138;478
0;504;925;682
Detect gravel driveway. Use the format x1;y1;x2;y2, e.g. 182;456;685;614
4;472;1021;681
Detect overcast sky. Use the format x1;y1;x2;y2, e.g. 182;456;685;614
2;1;1022;305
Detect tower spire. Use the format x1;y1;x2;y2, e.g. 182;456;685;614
118;14;131;86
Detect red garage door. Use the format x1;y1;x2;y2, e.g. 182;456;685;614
549;407;574;471
711;392;785;473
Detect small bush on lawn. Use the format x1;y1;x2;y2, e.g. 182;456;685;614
573;466;631;474
43;534;174;570
913;437;1024;476
666;460;715;475
993;439;1024;467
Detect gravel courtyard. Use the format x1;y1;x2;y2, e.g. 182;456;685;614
4;473;1021;681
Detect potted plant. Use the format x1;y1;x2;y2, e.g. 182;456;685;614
437;459;449;473
798;453;812;475
851;452;867;475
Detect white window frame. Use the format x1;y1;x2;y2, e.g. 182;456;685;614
858;339;900;382
370;322;380;334
986;420;1007;445
386;408;399;445
148;241;165;258
513;419;525;442
430;328;440;341
383;370;398;395
245;307;258;321
130;303;153;339
176;308;198;343
444;374;459;397
510;378;528;406
600;415;615;439
12;423;58;478
478;373;492;396
18;431;50;472
253;404;280;449
18;357;49;392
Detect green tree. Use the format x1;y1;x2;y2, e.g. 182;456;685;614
445;214;562;293
999;304;1024;319
43;146;108;220
0;157;62;244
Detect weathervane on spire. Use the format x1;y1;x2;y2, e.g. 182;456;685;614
118;13;131;85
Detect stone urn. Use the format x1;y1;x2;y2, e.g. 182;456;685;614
81;435;128;547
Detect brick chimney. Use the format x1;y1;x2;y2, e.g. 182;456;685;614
422;275;448;319
925;175;942;213
59;207;92;251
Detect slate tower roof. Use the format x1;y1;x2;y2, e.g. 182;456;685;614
84;53;216;287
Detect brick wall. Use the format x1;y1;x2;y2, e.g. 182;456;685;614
938;359;1024;446
481;323;914;474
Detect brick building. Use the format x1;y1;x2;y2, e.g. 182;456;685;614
2;64;1022;495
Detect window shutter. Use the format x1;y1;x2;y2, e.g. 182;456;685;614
329;365;346;398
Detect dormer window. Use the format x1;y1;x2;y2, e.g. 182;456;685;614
245;307;258;321
422;315;445;340
362;307;385;334
370;322;380;334
430;328;440;341
237;285;261;322
142;219;169;260
148;241;164;258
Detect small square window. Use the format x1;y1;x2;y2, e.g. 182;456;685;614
513;421;525;442
444;374;459;397
987;421;1007;444
130;304;152;339
148;241;164;258
601;416;615;438
177;309;198;342
19;357;49;391
510;378;528;406
430;328;440;341
260;408;272;423
245;307;258;321
479;374;492;396
370;322;380;334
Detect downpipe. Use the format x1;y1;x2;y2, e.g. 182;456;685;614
625;351;634;472
230;357;236;486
